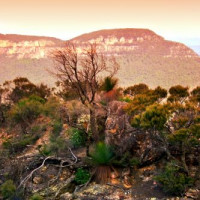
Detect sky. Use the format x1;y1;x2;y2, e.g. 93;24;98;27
0;0;200;46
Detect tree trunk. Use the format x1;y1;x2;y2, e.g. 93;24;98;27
86;142;90;157
0;109;5;123
90;108;99;142
181;143;189;175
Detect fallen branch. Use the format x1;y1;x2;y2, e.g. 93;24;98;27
54;175;75;198
18;148;78;189
18;156;53;189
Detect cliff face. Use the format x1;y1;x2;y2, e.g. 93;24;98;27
71;29;197;58
0;29;200;88
0;29;198;59
0;34;63;59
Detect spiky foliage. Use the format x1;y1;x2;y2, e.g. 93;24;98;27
90;142;114;184
100;76;118;92
90;142;113;165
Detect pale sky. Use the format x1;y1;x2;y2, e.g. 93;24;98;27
0;0;200;45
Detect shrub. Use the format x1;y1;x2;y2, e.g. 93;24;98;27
49;137;67;154
39;144;52;156
69;128;86;148
51;120;63;139
3;134;40;154
42;96;61;119
29;193;44;200
30;124;47;135
154;162;193;195
8;95;44;133
39;136;67;156
74;168;90;185
131;103;170;131
0;180;16;199
112;152;140;167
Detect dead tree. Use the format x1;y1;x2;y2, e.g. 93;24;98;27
52;42;119;142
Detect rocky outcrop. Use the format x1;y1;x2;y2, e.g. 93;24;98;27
105;101;166;165
105;101;137;155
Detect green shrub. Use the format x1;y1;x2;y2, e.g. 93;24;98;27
42;96;61;119
90;142;114;165
74;168;90;185
39;144;52;156
8;95;44;133
29;193;44;200
154;162;193;195
0;180;16;199
51;120;63;139
39;136;67;156
49;137;67;154
30;124;46;135
69;128;86;148
3;134;40;154
112;152;140;167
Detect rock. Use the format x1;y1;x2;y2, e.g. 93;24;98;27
122;168;131;177
110;178;120;185
105;101;137;155
123;175;132;189
105;101;166;165
33;176;43;184
74;183;132;200
110;171;119;179
185;188;200;199
133;131;166;165
60;192;73;200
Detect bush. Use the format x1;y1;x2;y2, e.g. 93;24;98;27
155;162;193;195
74;168;90;185
69;128;86;148
3;134;40;154
112;152;140;167
90;142;114;165
0;180;16;199
42;96;61;119
8;95;44;133
131;103;169;131
29;193;43;200
51;120;63;139
30;124;46;135
40;136;67;156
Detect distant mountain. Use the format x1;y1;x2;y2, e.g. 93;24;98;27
0;29;200;88
71;29;197;58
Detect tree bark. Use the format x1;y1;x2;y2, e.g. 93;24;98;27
90;107;99;142
181;142;189;175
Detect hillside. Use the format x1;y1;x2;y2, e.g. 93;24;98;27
0;29;200;88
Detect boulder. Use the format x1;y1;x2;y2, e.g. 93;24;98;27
105;101;137;155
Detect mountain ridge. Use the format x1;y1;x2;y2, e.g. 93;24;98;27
0;28;200;88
